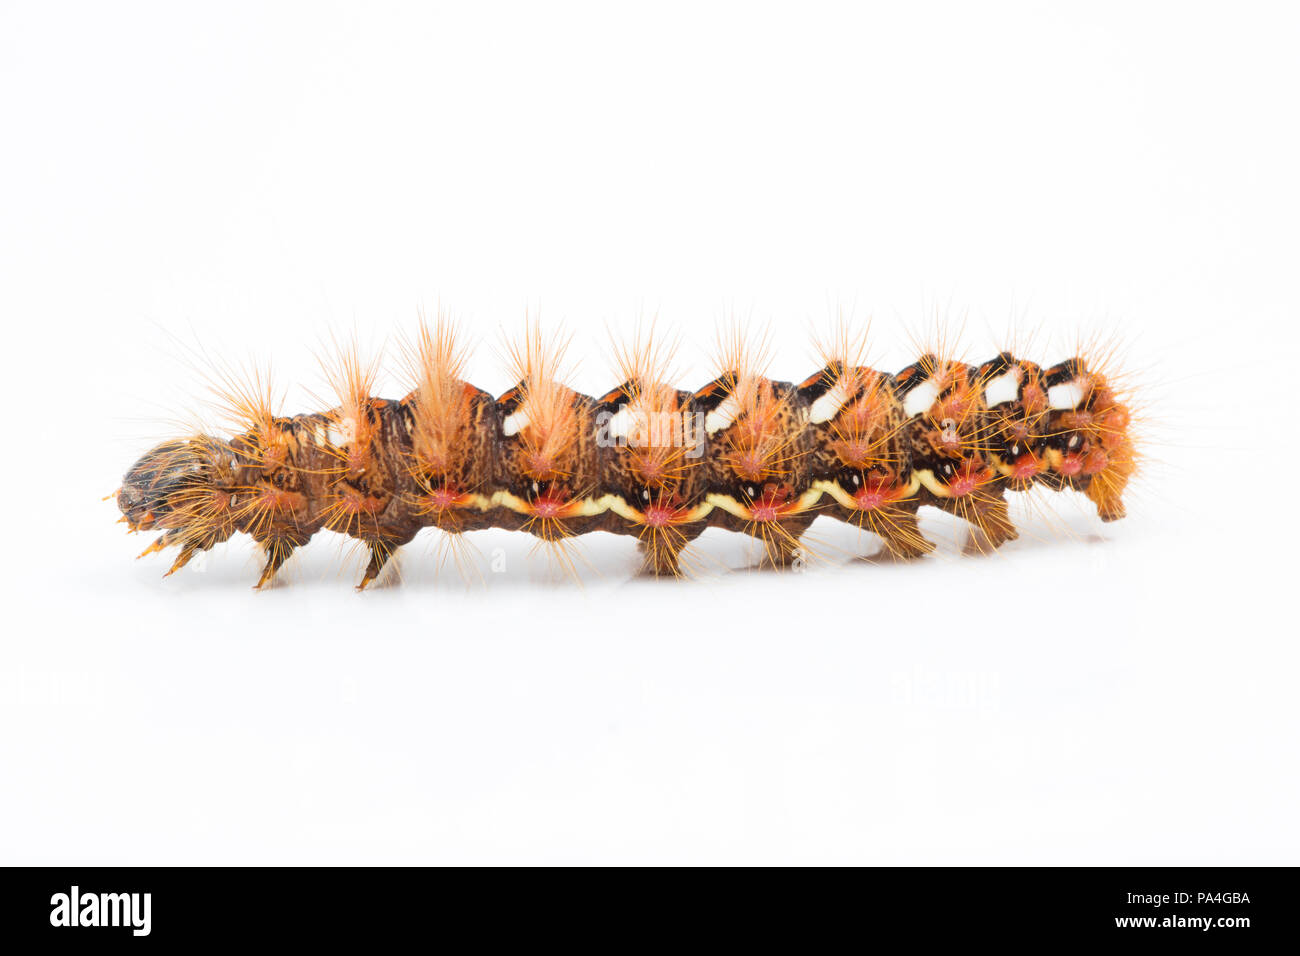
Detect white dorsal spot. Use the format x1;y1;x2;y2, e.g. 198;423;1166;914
809;378;855;425
903;379;940;419
705;394;741;435
604;405;633;440
327;416;357;447
502;402;531;437
983;370;1021;408
1048;379;1087;410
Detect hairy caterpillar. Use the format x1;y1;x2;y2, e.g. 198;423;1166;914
114;320;1138;588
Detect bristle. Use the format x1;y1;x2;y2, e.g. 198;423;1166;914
611;318;678;393
320;333;380;419
709;322;796;485
503;320;581;482
907;313;969;372
812;312;872;383
401;310;475;477
205;360;284;458
430;528;485;586
610;321;690;488
528;535;593;586
712;317;773;412
316;334;382;477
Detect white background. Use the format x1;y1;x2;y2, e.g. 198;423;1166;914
2;1;1297;864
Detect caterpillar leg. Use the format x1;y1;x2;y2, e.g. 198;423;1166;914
636;522;705;578
762;515;817;570
357;540;398;590
255;538;299;589
137;531;206;577
871;509;936;562
764;535;802;568
938;491;1018;555
137;530;180;560
1085;470;1131;522
164;543;201;577
638;540;682;577
637;537;684;577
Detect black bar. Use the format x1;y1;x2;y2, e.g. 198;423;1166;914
0;866;1290;945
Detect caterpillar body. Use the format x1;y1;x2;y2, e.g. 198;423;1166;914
114;321;1137;588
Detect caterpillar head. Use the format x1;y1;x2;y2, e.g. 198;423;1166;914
116;438;229;532
1044;359;1136;519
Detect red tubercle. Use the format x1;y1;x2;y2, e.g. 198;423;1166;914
419;483;471;514
852;477;907;512
945;461;993;498
1021;382;1048;414
261;440;289;469
345;447;372;476
427;487;460;509
643;505;675;527
1082;449;1109;475
1059;453;1083;477
748;484;798;522
256;485;305;513
334;486;386;516
1010;454;1040;480
532;495;566;519
529;486;585;521
1102;405;1130;431
732;450;767;483
642;495;694;528
525;452;560;482
947;476;977;497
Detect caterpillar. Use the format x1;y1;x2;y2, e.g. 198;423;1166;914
113;319;1138;588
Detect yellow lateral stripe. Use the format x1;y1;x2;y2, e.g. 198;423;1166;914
812;479;857;509
916;469;948;498
604;495;641;522
681;502;714;522
793;487;824;512
494;491;530;514
474;490;821;522
705;493;749;518
813;474;923;508
570;495;618;517
494;491;621;518
707;487;827;519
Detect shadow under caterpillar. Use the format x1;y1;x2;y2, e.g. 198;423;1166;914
114;320;1137;588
